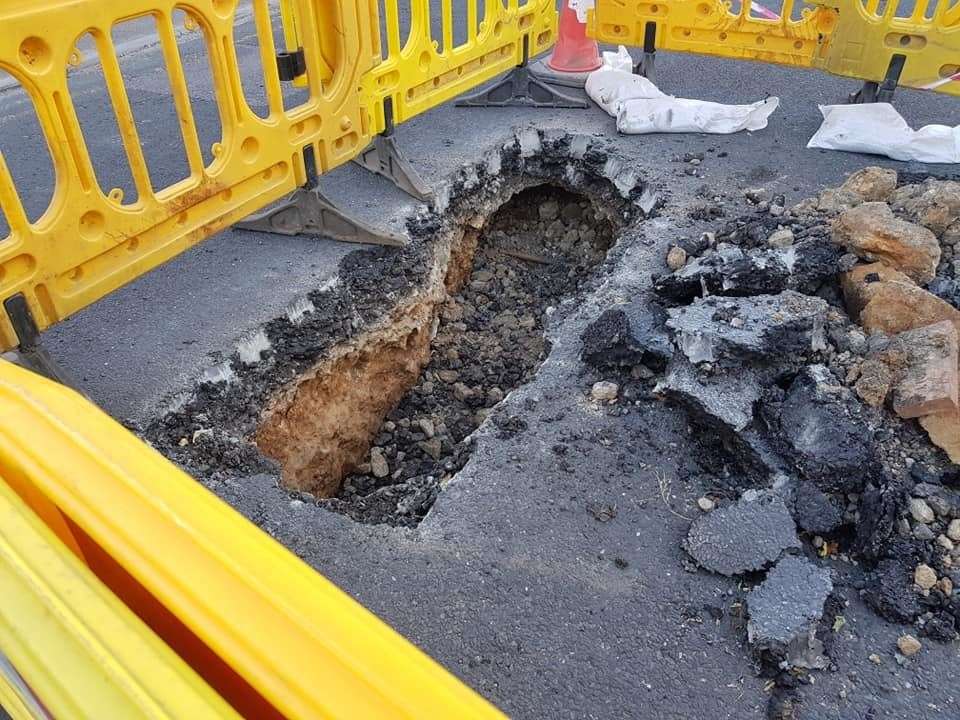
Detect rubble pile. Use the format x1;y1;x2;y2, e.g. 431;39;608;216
325;187;613;526
581;168;960;681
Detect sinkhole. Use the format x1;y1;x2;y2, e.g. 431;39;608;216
254;185;618;527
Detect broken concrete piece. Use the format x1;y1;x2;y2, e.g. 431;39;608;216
890;178;960;236
747;555;833;670
656;356;761;432
580;301;673;371
665;291;828;368
684;492;800;576
920;409;960;464
890;321;959;419
794;481;845;534
832;202;941;284
770;365;881;493
840;167;897;203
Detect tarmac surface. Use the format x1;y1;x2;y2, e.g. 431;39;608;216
2;3;959;718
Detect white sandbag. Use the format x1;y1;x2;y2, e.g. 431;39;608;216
807;104;960;164
585;69;665;116
617;96;780;135
601;46;634;74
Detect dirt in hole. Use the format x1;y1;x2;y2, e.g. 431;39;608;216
321;186;615;526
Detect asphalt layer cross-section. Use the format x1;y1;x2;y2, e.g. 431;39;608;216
1;4;958;719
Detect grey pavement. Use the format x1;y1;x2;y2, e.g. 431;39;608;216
1;4;959;718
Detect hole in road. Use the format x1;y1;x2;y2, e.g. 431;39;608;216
255;185;616;526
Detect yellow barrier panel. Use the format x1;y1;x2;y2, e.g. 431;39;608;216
816;0;960;95
588;0;959;96
0;473;240;719
0;0;379;352
587;0;839;72
0;359;505;720
360;0;560;131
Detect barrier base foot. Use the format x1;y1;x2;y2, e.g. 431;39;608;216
234;187;406;247
353;133;433;202
528;59;593;89
2;294;84;390
456;65;588;108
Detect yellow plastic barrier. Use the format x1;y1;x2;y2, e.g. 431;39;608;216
0;0;379;351
816;0;960;95
587;0;959;96
360;0;560;130
0;475;241;719
587;0;839;73
0;358;504;719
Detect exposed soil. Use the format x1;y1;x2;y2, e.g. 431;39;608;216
321;187;615;526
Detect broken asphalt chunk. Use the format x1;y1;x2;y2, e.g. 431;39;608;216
764;365;882;494
665;291;829;368
656;356;761;432
684;492;800;576
747;555;834;671
580;301;673;371
794;481;845;535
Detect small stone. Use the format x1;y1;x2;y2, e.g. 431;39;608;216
744;187;768;204
538;199;559;221
418;418;435;438
948;518;960;542
697;497;715;512
767;228;795;248
370;447;389;478
914;563;938;590
487;387;505;404
591;381;619;401
913;524;935;541
897;634;922;657
939;576;954;596
909;497;935;524
666;245;688;271
452;382;473;401
869;653;883;665
417;437;443;460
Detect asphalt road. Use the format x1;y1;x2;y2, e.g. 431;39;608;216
1;3;958;718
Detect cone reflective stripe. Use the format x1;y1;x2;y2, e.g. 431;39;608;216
547;0;601;74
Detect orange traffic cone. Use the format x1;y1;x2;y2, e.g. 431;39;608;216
547;1;601;74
